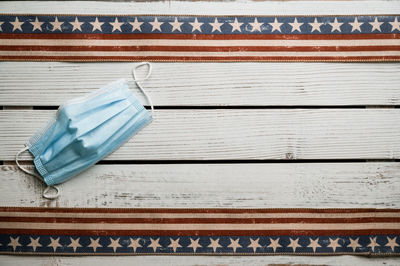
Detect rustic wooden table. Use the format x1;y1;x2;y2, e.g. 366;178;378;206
1;1;400;265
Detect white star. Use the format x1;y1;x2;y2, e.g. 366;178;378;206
307;238;321;252
347;237;361;252
269;18;283;33
349;18;364;32
229;18;243;32
287;237;302;252
327;238;341;252
110;18;123;32
88;237;102;252
70;17;84;32
369;17;383;32
148;237;161;252
249;18;263;32
0;21;3;32
108;237;122;252
267;237;282;252
90;17;104;32
227;238;242;252
10;17;24;32
309;18;323;32
385;236;399;251
188;238;202;252
209;18;223;33
50;17;64;32
389;17;400;32
168;238;182;252
128;238;142;252
30;17;43;32
367;237;380;251
48;237;62;252
208;238;222;252
149;18;163;32
129;17;143;32
8;236;21;251
169;17;183;32
289;18;303;32
68;237;82;252
189;18;203;32
247;237;262;252
27;237;42;251
329;17;343;32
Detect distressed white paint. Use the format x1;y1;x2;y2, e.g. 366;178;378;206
1;62;399;106
2;255;400;266
1;0;400;265
1;109;399;161
1;1;400;15
1;163;399;208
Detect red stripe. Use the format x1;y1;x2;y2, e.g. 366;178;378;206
1;45;399;52
0;33;398;40
1;217;399;223
2;217;400;223
1;229;399;236
1;207;399;214
1;55;400;62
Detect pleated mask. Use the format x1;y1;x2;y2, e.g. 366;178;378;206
16;62;154;199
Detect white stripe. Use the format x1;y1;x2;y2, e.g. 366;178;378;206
0;222;399;231
1;38;399;47
1;51;400;57
0;211;399;219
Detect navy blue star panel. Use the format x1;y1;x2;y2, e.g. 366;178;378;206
0;207;399;255
0;14;399;61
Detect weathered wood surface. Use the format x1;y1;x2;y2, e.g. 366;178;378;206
1;0;400;265
2;0;400;15
1;163;399;208
1;255;400;266
1;62;400;106
1;109;399;161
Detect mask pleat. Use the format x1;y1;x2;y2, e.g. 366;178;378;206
26;78;152;187
43;107;150;185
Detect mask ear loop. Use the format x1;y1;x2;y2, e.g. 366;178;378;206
132;62;154;117
15;146;60;200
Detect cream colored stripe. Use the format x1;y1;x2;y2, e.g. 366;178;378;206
1;51;400;57
0;211;399;219
0;222;399;231
0;39;399;47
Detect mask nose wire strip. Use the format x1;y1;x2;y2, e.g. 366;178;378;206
132;62;154;117
15;146;60;199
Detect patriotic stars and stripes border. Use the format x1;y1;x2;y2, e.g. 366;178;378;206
0;15;399;34
0;207;399;256
0;14;399;62
1;235;400;255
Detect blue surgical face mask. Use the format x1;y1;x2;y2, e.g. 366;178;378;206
16;62;154;199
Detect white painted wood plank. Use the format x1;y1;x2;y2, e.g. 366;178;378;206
1;1;399;15
1;109;399;161
1;62;399;106
1;255;400;266
1;163;399;208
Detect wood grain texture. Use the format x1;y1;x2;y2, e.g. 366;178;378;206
1;109;399;161
1;62;399;106
1;0;400;264
1;163;399;208
1;255;400;266
2;1;400;15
